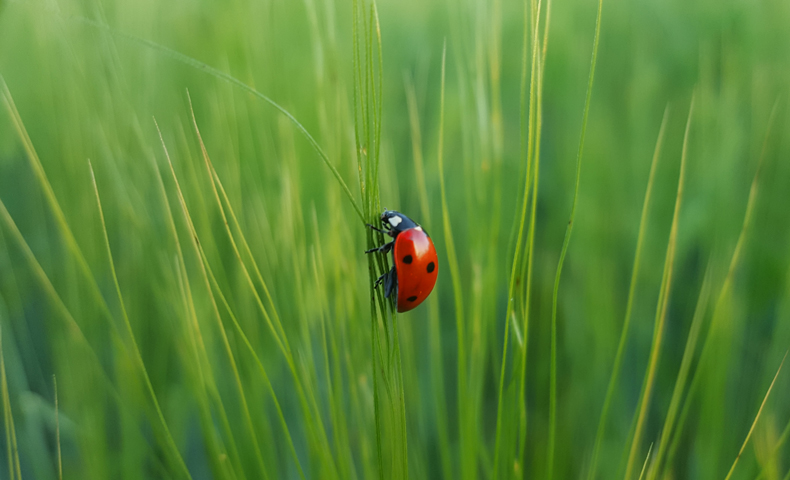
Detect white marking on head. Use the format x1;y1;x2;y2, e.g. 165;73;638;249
388;216;402;227
415;226;423;232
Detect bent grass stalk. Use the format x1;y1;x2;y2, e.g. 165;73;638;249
547;0;604;476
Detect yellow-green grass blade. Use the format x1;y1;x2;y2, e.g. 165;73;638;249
755;412;790;480
637;444;653;480
723;351;788;480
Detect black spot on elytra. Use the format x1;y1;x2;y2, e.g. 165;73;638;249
402;255;413;264
427;262;435;273
407;296;418;302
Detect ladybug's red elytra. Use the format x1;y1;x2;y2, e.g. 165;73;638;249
366;210;438;312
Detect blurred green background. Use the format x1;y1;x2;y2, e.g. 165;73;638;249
1;0;789;478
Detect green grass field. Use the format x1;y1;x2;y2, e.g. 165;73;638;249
1;0;790;478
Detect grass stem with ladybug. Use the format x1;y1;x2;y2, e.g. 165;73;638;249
366;210;438;312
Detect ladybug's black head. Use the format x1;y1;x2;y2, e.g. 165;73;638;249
380;209;419;234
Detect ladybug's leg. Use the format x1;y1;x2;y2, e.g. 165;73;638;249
383;267;397;299
364;241;394;254
373;270;388;288
372;267;397;297
366;223;391;236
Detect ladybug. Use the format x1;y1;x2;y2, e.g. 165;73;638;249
366;210;438;312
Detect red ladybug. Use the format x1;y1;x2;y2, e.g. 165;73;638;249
366;210;438;312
